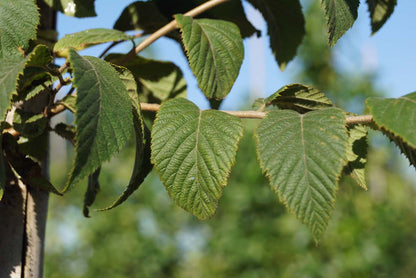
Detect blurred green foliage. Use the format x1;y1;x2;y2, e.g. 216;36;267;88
45;1;416;277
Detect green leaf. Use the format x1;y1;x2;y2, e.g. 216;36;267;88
366;92;416;148
0;0;39;57
105;54;186;103
154;0;259;38
66;49;133;190
366;92;416;168
16;45;54;101
265;83;334;113
247;0;305;69
0;55;27;119
42;0;96;18
98;65;152;210
84;168;100;217
175;14;243;100
57;95;76;113
54;123;76;145
366;0;397;34
13;113;48;138
321;0;360;46
151;98;243;219
344;123;368;190
255;108;348;241
54;29;132;57
114;1;170;33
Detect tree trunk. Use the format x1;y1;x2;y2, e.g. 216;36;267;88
0;3;56;277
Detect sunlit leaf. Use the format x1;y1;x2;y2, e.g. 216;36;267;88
66;49;133;190
265;83;334;113
175;14;243;100
151;98;243;219
0;0;39;57
247;0;305;69
57;95;76;114
42;0;96;18
321;0;360;46
366;0;397;34
255;108;348;241
54;29;132;57
366;92;416;168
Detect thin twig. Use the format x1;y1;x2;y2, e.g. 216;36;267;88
133;0;231;55
140;103;374;125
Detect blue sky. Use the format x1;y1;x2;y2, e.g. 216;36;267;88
57;1;416;110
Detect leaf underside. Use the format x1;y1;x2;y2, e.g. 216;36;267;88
255;108;348;241
175;14;244;100
344;123;368;189
67;49;133;190
99;65;153;210
105;54;187;103
366;0;397;34
321;0;360;46
151;98;243;219
265;83;334;113
54;28;131;56
247;0;305;69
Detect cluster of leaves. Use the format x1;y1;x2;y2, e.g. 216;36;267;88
0;0;412;241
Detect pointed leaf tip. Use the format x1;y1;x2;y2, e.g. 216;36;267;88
321;0;360;46
175;14;243;100
255;108;348;241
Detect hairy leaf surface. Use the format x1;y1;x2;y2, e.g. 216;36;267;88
321;0;359;46
0;0;39;58
67;50;133;190
54;29;131;57
175;15;243;100
247;0;305;69
265;84;334;113
0;55;27;119
151;98;243;219
366;92;416;168
105;54;186;103
255;108;348;241
366;0;396;34
43;0;96;17
344;124;368;189
99;65;152;210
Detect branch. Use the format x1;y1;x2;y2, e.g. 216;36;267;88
133;0;231;55
140;103;374;125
